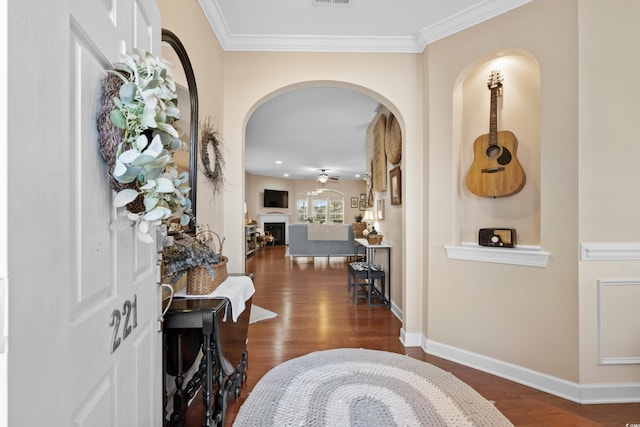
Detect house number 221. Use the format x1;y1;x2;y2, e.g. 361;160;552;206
110;295;138;353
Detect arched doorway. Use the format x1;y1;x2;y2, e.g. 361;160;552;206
243;82;405;319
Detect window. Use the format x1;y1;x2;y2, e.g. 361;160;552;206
296;189;344;224
296;199;308;223
312;199;327;223
329;200;344;223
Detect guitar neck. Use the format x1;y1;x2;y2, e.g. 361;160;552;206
489;86;498;147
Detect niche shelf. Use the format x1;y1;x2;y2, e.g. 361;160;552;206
445;242;549;267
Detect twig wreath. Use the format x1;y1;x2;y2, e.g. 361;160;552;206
200;117;225;193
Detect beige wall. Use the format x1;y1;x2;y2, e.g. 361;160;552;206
220;52;424;333
245;173;366;225
577;0;640;384
425;0;580;381
159;0;640;401
158;0;225;233
425;0;640;392
366;107;404;316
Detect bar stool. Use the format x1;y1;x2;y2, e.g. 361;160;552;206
348;262;386;308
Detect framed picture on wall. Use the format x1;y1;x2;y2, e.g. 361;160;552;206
376;199;385;220
359;200;366;211
390;166;402;205
351;197;358;208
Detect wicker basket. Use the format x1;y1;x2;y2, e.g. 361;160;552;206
384;113;402;165
367;234;383;245
186;256;228;295
186;228;228;295
352;222;367;238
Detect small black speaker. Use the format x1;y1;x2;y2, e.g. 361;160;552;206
478;228;516;248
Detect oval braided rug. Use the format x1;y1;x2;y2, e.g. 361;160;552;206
234;348;513;426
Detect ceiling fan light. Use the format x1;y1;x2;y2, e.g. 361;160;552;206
318;175;328;183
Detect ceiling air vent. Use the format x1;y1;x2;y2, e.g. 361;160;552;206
315;0;350;5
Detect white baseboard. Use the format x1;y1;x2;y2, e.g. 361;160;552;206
421;338;640;404
399;328;422;347
390;300;402;322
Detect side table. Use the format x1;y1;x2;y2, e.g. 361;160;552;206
162;276;253;427
353;238;392;308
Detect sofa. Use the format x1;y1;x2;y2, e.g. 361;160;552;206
288;223;361;258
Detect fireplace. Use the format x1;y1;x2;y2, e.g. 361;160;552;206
258;214;290;245
264;222;286;246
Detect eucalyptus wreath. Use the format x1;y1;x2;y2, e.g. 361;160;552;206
200;117;225;193
98;49;192;242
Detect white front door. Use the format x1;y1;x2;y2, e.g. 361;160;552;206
7;0;164;425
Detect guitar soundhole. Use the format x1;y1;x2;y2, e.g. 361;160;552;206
486;145;501;158
486;145;512;165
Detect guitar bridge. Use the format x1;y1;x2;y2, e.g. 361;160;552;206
481;167;505;174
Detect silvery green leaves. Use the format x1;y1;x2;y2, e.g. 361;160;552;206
107;50;192;240
113;134;168;183
113;136;191;225
108;51;180;144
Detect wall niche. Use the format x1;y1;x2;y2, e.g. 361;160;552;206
448;51;544;266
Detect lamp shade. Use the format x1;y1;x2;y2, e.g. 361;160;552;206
362;209;375;222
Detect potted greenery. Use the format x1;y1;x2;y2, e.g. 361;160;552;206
98;50;191;242
162;230;227;294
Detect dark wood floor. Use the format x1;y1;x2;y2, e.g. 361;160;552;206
185;245;640;426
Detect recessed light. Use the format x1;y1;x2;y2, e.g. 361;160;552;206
354;174;361;178
284;173;289;177
275;160;283;164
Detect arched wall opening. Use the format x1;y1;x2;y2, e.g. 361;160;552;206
242;81;405;316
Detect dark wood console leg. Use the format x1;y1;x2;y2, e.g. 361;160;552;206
184;353;206;403
170;332;185;426
214;375;226;427
235;345;249;397
163;331;168;426
241;346;248;383
202;316;214;427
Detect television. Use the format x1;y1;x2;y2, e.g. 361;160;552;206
263;189;289;208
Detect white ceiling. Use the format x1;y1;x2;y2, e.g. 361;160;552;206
245;87;380;181
197;0;532;181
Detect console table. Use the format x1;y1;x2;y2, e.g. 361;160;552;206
354;238;392;307
163;275;254;427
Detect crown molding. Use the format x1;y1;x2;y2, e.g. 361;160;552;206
416;0;533;50
216;34;422;54
198;0;533;53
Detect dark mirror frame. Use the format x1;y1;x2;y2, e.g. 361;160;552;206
162;29;198;233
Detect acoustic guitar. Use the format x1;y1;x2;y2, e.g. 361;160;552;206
466;70;525;197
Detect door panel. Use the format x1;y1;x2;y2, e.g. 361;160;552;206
68;1;162;426
71;372;115;426
7;0;160;423
8;0;162;423
69;29;114;323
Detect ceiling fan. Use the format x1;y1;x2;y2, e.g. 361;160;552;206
316;169;339;183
